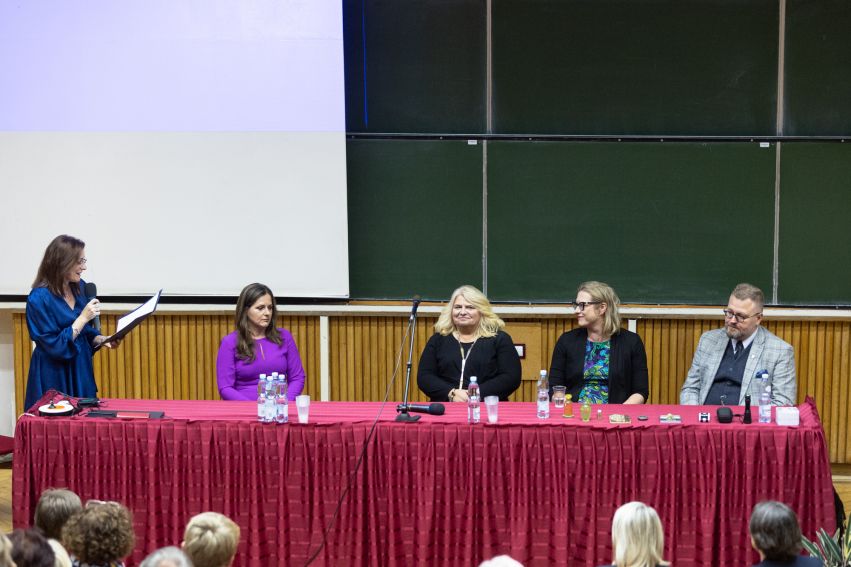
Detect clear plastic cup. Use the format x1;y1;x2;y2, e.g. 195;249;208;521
295;395;310;424
484;396;499;424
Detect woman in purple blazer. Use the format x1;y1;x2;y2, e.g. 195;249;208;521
216;283;305;401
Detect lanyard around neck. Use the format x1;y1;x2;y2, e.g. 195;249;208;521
458;337;478;389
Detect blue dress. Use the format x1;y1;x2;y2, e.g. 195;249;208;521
25;283;99;409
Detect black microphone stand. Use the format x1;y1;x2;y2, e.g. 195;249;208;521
396;298;421;422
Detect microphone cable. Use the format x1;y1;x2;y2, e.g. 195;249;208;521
303;312;414;566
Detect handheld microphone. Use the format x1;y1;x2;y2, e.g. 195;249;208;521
396;402;445;416
410;295;422;318
743;394;752;424
84;282;101;333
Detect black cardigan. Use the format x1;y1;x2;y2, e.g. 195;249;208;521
549;328;649;404
417;331;522;401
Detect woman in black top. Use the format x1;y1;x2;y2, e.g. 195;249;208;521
550;281;649;404
417;285;521;402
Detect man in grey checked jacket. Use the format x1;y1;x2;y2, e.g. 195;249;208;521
680;283;796;406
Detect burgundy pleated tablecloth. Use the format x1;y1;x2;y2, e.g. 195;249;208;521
13;398;835;566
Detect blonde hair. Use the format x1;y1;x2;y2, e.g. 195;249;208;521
434;285;505;338
577;281;622;338
183;512;240;567
611;502;668;567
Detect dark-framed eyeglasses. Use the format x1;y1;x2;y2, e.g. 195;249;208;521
723;309;761;323
77;257;87;266
572;301;602;312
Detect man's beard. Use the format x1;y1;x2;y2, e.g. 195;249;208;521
725;325;743;340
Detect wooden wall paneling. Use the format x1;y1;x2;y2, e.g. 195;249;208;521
13;313;29;415
367;317;379;401
839;323;850;464
177;315;189;400
189;315;200;400
505;320;545;391
634;318;720;405
637;319;661;404
211;315;228;400
502;318;577;403
142;316;157;399
277;315;321;400
765;319;851;464
329;316;435;403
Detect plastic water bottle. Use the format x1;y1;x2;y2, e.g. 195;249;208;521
758;372;772;423
264;375;277;423
468;376;481;424
537;369;550;419
257;374;268;422
276;373;289;424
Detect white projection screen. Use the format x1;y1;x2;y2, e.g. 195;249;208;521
0;1;349;298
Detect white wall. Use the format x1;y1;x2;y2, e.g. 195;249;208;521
0;132;349;297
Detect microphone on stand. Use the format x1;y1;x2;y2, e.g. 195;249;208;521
743;394;752;424
397;295;423;423
396;403;445;416
409;295;421;319
83;282;101;333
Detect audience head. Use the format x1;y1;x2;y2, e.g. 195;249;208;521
0;532;16;567
234;283;281;360
725;283;764;341
182;512;240;567
62;501;136;566
32;235;86;297
8;528;55;567
749;500;804;562
575;281;621;337
140;546;193;567
610;501;667;567
434;285;505;338
34;488;83;541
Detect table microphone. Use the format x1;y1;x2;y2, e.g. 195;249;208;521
84;282;101;333
743;394;752;424
396;403;445;416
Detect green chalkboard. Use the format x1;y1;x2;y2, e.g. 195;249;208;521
486;141;777;303
343;0;486;134
347;139;484;299
491;0;779;135
778;143;851;304
784;0;851;136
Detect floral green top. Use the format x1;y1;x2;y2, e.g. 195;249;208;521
578;339;610;403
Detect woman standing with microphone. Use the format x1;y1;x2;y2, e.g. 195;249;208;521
24;235;116;409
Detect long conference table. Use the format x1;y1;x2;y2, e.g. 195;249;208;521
13;398;836;567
